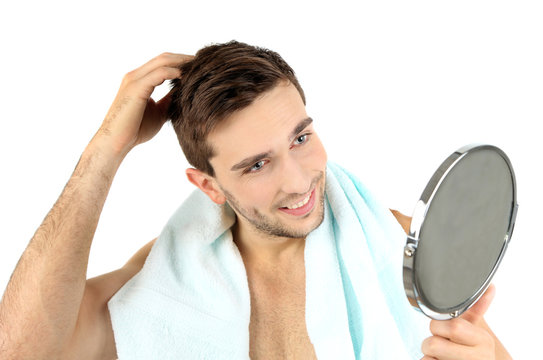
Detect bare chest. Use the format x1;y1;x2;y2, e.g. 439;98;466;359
246;269;317;360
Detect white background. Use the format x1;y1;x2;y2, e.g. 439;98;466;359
1;0;541;357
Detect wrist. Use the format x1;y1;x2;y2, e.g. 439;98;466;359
87;130;131;162
82;133;128;176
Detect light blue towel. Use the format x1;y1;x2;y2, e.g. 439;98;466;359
108;162;430;359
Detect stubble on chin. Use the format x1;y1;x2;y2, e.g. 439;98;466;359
222;170;326;240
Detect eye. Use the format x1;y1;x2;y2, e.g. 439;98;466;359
294;133;311;146
248;160;266;173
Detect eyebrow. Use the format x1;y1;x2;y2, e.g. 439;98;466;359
230;117;313;172
288;117;313;143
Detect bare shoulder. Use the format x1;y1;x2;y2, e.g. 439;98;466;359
62;238;157;360
389;209;411;234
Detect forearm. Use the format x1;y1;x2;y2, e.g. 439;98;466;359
0;135;124;358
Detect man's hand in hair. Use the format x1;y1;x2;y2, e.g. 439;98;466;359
94;52;193;157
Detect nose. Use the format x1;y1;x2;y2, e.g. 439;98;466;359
279;157;312;196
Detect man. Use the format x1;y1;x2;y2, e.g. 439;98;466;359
0;41;510;359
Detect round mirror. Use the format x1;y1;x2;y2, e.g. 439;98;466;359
403;144;518;320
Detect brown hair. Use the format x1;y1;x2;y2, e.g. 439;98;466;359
168;40;306;177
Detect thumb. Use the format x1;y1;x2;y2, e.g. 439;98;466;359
156;88;174;119
460;283;496;324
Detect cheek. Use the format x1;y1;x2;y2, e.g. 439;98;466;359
310;136;328;167
234;179;277;209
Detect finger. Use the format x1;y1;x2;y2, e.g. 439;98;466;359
142;97;169;128
461;283;496;324
429;318;486;346
132;66;182;101
420;356;438;360
421;335;473;360
156;90;173;118
129;52;193;81
144;66;182;88
156;87;175;112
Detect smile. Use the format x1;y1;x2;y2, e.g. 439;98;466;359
285;193;312;209
278;188;316;217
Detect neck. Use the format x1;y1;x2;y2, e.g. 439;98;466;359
232;218;306;271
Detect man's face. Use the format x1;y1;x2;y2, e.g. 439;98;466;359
207;81;328;240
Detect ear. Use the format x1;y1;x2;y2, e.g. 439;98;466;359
185;168;227;205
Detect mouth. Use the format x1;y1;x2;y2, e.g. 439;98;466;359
278;188;316;217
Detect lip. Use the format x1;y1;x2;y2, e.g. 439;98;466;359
278;188;316;217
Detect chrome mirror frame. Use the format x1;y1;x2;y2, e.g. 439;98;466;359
403;144;519;320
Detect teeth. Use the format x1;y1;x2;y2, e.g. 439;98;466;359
286;193;311;209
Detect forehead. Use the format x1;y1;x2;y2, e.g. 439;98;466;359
208;82;308;171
